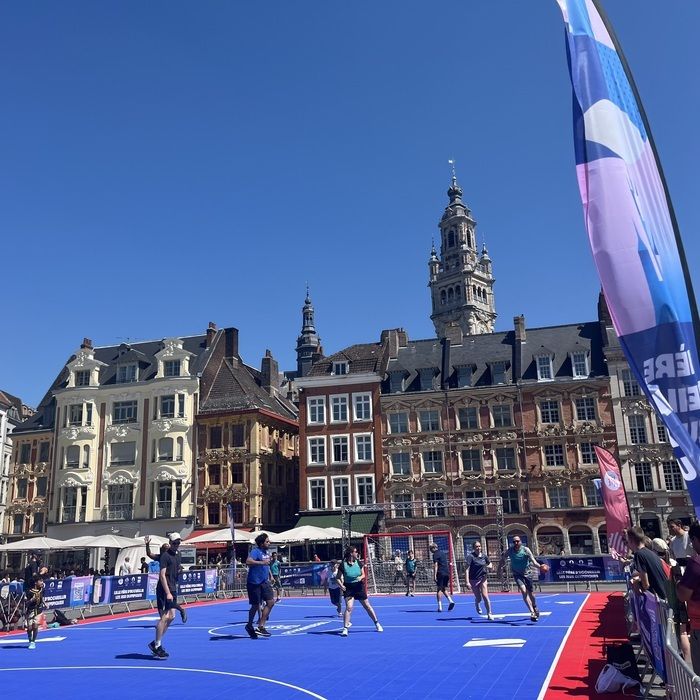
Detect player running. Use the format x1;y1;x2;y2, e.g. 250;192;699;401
336;545;382;636
24;573;45;649
429;543;455;612
145;535;187;623
499;537;542;622
464;541;494;620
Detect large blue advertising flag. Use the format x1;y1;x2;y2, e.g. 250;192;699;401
556;0;700;517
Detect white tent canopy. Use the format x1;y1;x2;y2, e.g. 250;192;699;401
270;525;339;543
0;536;65;551
58;534;143;549
185;528;255;544
323;527;364;540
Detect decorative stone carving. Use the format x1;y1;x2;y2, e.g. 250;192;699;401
105;424;137;439
573;422;603;435
202;485;224;502
61;426;97;440
225;485;249;501
384;437;413;447
537;425;565;437
152;417;189;434
103;471;137;486
492;431;518;441
419;436;445;446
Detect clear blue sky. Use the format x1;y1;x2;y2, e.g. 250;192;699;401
1;1;698;408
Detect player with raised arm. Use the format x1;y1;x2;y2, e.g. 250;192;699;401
499;536;543;622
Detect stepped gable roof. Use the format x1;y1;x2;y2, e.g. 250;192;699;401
307;343;385;377
385;321;606;392
199;358;297;420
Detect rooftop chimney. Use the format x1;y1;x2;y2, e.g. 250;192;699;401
513;315;526;381
206;321;217;348
224;327;239;361
81;337;93;350
261;349;280;396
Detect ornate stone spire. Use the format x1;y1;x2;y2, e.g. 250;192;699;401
296;286;322;377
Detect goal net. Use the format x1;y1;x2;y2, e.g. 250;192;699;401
363;531;461;595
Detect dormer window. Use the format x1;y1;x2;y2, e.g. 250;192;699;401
490;361;507;385
419;368;437;391
389;371;405;394
536;355;554;381
456;365;473;388
332;361;349;376
75;370;91;387
571;351;589;378
116;364;137;384
164;360;181;378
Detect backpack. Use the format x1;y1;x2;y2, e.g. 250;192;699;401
595;664;641;694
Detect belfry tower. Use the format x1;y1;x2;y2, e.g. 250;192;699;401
428;167;496;338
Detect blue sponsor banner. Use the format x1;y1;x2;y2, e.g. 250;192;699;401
280;564;327;587
177;569;217;595
100;574;150;605
631;591;667;682
540;556;626;583
42;576;93;610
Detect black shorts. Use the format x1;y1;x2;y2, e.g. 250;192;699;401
343;581;367;601
156;591;178;614
247;581;274;607
272;575;282;590
436;573;450;590
407;571;416;580
513;572;533;592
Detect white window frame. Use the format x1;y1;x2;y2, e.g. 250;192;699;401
460;448;481;472
495;446;517;471
307;437;326;465
422;450;444;474
332;361;349;376
458;406;479;430
352;392;372;422
116;364;137;384
628;414;648;444
354;433;373;463
388;412;409;434
393;493;412;518
164;359;181;377
492;403;512;428
331;435;349;464
419;409;440;432
536;354;554;381
308;478;327;510
584;480;603;507
621;368;641;397
330;394;349;424
579;442;598;465
544;443;566;467
539;400;560;424
548;485;571;509
355;475;375;506
331;476;350;509
571;351;589;378
575;396;597;421
307;397;326;425
663;461;685;491
390;451;412;476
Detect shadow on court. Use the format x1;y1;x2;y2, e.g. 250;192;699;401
115;653;161;661
209;634;249;641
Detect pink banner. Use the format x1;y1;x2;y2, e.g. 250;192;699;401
595;446;632;557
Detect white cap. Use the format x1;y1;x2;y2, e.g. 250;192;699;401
169;532;182;543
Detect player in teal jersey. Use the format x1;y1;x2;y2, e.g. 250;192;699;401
499;537;541;622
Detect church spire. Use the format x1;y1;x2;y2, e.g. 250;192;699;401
296;286;322;377
428;163;497;338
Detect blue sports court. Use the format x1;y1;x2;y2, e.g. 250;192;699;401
0;593;587;699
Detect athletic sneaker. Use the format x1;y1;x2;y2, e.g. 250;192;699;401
437;607;442;613
28;642;36;650
534;609;540;619
487;614;495;621
256;626;272;637
244;623;259;639
476;605;482;615
375;623;383;632
340;627;348;637
405;592;409;596
448;601;455;611
180;607;187;624
148;641;168;659
530;613;538;622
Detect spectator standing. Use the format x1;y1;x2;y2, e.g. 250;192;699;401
119;557;132;576
391;550;406;592
405;550;417;596
626;527;667;600
669;519;695;568
677;522;700;673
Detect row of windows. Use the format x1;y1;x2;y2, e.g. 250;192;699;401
60;437;186;469
73;360;183;388
388;442;601;475
634;461;685;492
306;393;372;425
17;441;51;464
386;397;598;435
10;512;45;535
14;476;48;500
307;434;373;465
536;351;590;381
61;394;188;429
389;482;602;518
307;475;375;510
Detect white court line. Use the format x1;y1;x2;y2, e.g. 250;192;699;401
536;593;589;700
0;666;328;699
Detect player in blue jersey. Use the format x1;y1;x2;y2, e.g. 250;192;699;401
245;533;275;638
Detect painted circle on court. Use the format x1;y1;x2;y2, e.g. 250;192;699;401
0;667;327;699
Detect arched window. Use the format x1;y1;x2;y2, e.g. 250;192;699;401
158;437;174;462
569;525;594;555
448;230;455;247
82;445;90;469
440;290;447;305
66;445;80;468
